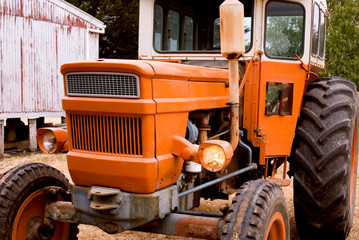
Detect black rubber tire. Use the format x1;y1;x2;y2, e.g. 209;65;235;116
0;162;78;240
221;179;290;240
293;77;358;239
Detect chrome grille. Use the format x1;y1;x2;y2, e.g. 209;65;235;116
66;72;140;98
69;113;142;155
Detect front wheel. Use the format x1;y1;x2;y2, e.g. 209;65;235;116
0;163;78;240
220;179;290;240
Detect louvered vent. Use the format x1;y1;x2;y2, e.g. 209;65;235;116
66;72;140;98
69;113;142;156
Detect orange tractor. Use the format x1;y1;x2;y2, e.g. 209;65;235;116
1;0;357;239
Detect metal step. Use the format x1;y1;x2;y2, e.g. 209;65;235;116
268;178;292;187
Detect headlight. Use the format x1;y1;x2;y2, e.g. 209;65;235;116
37;128;69;154
42;131;58;153
198;140;233;172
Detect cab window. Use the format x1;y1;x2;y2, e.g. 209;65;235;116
265;1;305;58
312;4;320;56
312;3;327;58
265;82;293;116
213;16;252;50
154;0;253;52
319;10;326;58
167;10;180;50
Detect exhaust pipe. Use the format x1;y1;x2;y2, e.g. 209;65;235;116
220;0;245;151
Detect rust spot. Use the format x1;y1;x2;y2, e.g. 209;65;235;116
20;38;24;108
175;216;219;240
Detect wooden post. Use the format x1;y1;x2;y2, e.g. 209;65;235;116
0;119;4;156
28;118;37;152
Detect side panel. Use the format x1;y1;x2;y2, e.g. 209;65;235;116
258;61;306;156
153;79;188;190
152;77;229;190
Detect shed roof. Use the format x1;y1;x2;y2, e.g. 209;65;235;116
1;0;105;31
48;0;106;31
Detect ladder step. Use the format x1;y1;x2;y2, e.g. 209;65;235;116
268;178;292;187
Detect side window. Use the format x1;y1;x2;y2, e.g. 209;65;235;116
319;10;326;58
265;1;305;58
265;82;293;116
312;4;320;56
312;4;327;58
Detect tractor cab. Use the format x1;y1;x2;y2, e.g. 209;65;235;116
139;0;327;73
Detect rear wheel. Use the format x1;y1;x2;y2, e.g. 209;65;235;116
0;163;78;240
220;179;290;240
293;77;358;239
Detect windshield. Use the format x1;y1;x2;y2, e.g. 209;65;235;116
154;0;253;53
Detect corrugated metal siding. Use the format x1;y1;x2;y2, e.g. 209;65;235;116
0;0;103;118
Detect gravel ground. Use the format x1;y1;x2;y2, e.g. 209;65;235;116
1;151;359;239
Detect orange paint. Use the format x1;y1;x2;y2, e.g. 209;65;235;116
62;60;230;193
62;58;309;193
265;212;286;240
244;60;307;157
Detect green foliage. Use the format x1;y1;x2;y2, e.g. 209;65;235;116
66;0;139;59
321;0;359;88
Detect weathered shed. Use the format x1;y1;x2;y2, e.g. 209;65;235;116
0;0;105;154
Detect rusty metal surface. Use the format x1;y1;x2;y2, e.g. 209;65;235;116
71;185;179;234
136;213;223;240
47;201;77;223
175;216;220;240
0;0;105;118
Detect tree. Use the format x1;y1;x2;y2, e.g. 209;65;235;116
321;0;359;87
66;0;139;59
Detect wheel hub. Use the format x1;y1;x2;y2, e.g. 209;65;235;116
26;217;55;240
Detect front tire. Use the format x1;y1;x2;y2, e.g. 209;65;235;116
0;163;78;240
293;77;358;239
220;179;290;240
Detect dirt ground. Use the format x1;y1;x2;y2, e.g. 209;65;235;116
1;151;359;239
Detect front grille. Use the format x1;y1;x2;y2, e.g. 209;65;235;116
66;72;140;98
69;113;142;155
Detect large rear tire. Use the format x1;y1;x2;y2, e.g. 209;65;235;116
220;179;290;240
293;77;358;239
0;163;78;240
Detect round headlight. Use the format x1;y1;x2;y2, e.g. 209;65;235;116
42;131;58;153
198;140;233;172
202;145;226;171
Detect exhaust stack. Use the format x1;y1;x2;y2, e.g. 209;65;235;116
220;0;245;150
